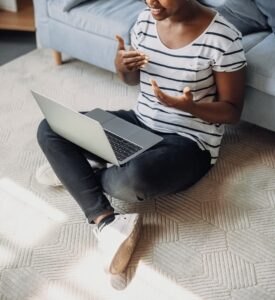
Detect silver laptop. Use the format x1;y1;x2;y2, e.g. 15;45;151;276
32;90;163;166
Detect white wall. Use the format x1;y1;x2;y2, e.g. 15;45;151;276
0;0;18;12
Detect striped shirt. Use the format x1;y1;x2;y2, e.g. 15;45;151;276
130;9;246;164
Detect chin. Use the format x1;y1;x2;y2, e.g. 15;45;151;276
151;15;166;21
151;13;167;21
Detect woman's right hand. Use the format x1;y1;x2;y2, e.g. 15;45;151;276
115;35;149;73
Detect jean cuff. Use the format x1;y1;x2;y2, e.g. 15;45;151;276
87;207;115;224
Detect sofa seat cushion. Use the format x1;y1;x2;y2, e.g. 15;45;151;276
246;34;275;96
47;0;146;44
242;31;270;52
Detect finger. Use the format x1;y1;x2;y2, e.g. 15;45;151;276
126;60;148;70
184;86;191;95
150;79;160;92
183;86;193;100
123;56;148;65
127;45;148;56
150;79;158;89
151;79;162;94
150;79;166;101
115;35;125;51
122;51;149;60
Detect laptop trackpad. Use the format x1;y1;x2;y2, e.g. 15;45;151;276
104;118;139;139
85;109;114;123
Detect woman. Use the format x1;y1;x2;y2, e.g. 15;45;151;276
36;0;246;274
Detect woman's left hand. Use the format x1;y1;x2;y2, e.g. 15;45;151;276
151;79;195;112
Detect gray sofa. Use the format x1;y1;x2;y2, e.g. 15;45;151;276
33;0;275;132
33;0;145;71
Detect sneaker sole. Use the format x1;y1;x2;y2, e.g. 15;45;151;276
109;215;142;274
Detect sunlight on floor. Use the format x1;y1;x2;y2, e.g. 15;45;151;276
0;178;67;247
0;177;202;299
65;254;202;300
0;244;14;265
128;263;202;300
31;253;203;300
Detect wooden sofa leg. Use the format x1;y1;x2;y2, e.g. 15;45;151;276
53;50;62;65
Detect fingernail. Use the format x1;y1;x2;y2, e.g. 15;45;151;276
144;60;148;64
145;56;150;60
184;87;191;93
140;64;145;68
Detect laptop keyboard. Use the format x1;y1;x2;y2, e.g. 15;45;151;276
104;130;143;161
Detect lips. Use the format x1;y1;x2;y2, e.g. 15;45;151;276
150;7;164;16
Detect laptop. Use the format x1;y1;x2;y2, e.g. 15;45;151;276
32;90;163;166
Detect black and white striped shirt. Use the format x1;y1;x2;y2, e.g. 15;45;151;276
130;9;246;164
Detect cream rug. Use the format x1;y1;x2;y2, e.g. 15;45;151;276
1;49;275;300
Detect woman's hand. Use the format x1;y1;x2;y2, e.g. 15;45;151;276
151;67;246;124
115;35;149;73
151;79;195;113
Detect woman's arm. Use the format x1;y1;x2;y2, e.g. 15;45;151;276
189;68;246;124
151;67;246;124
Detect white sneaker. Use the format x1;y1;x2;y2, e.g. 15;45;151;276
94;213;142;274
36;160;106;187
35;163;62;187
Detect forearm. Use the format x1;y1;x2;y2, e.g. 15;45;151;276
188;100;242;124
116;69;140;86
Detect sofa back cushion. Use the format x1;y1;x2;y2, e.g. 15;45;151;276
60;0;88;12
198;0;225;7
48;0;146;44
254;0;275;33
198;0;270;35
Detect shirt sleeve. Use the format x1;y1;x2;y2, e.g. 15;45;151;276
130;20;140;50
130;9;150;51
213;38;247;72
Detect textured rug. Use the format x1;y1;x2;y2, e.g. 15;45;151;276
1;49;275;300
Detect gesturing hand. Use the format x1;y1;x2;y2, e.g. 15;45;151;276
115;35;149;73
151;79;195;112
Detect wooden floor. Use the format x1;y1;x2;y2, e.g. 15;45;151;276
0;0;35;32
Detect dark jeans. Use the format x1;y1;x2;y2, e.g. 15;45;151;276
37;109;212;223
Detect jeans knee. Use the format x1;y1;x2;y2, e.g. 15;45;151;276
101;165;151;202
125;166;153;200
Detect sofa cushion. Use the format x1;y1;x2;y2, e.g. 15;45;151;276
60;0;88;12
47;0;146;44
242;31;270;52
246;34;275;96
198;0;225;7
214;0;270;35
254;0;275;33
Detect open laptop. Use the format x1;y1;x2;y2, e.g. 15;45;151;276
32;90;163;166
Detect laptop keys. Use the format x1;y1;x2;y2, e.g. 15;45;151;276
104;130;142;161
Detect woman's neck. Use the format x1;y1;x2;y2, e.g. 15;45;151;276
165;1;207;25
